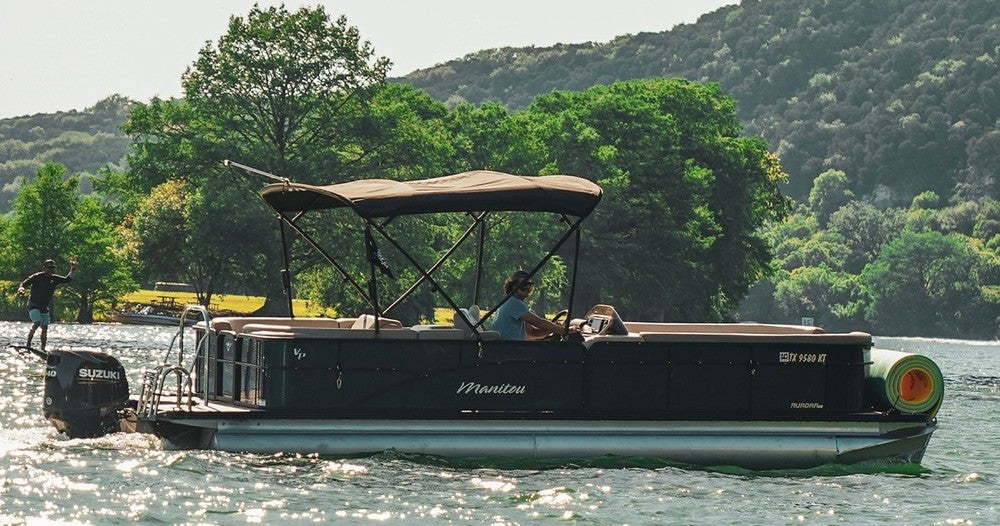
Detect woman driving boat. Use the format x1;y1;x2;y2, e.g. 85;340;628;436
491;270;571;340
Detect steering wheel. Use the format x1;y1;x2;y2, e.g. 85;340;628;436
541;309;571;341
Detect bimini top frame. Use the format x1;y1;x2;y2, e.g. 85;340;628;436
227;161;603;332
257;169;602;218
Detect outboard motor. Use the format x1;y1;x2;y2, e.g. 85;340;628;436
43;349;129;438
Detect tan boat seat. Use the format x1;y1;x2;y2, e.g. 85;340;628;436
623;322;826;335
238;323;418;340
412;323;500;340
582;333;645;349
351;314;403;329
639;331;872;344
210;316;349;335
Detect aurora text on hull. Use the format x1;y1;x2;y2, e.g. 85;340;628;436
38;163;944;469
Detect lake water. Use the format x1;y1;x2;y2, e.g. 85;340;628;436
1;321;997;525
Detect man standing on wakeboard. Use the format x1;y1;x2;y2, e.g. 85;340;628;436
17;259;77;352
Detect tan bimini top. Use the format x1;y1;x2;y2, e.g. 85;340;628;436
259;170;603;219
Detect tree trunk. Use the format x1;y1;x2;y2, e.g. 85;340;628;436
251;293;291;317
76;291;94;324
251;270;292;316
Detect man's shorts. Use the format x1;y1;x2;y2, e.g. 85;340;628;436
28;308;51;326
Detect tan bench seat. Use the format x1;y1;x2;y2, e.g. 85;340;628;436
412;325;501;340
238;323;417;339
581;333;645;348
638;330;872;345
209;317;353;335
624;322;826;335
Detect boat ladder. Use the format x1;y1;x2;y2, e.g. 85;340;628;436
136;305;212;419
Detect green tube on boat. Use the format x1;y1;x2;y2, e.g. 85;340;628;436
866;348;944;416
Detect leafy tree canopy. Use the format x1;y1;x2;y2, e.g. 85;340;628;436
117;4;396;313
519;78;789;320
862;229;993;336
405;0;1000;205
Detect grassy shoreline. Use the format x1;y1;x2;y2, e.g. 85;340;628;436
121;290;332;317
119;291;453;323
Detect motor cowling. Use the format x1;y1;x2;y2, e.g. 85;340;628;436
43;349;129;438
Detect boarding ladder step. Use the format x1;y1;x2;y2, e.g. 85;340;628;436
137;304;212;419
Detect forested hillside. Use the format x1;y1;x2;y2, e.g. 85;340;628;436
4;1;996;208
0;95;131;212
405;0;1000;204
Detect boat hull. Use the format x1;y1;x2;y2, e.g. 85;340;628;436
124;316;943;469
145;414;935;469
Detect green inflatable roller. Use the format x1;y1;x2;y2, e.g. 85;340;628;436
866;348;944;416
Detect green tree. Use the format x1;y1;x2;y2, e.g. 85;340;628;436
119;178;241;308
964;130;1000;199
973;198;1000;249
779;233;850;271
123;180;190;283
808;169;854;227
774;265;868;331
445;101;548;174
122;5;392;313
352;83;456;179
182;5;391;177
862;229;994;337
2;162;77;271
63;197;137;322
827;202;905;273
521;78;789;320
904;191;943;232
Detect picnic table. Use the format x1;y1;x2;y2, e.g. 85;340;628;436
154;296;176;307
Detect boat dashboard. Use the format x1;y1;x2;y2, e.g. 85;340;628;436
575;304;630;336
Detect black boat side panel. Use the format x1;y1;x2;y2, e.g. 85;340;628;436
669;343;751;412
750;344;865;412
204;333;868;418
251;339;584;411
587;341;670;410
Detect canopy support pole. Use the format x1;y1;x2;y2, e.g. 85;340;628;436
384;212;488;315
224;159;289;183
278;211;374;311
564;226;582;334
476;213;586;329
278;216;295;318
364;223;381;335
474;216;486;307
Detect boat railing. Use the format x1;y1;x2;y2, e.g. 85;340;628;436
173;305;211;366
181;305;212;406
147;304;212;410
136;364;195;418
160;305;210;364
